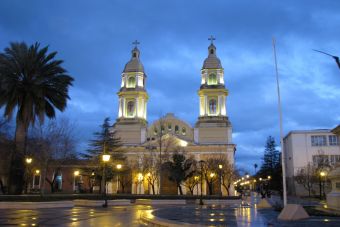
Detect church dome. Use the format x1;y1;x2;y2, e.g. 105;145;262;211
123;47;144;73
202;44;222;69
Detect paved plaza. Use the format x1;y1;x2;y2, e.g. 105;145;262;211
1;199;340;226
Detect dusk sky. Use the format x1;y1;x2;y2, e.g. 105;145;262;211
1;0;340;173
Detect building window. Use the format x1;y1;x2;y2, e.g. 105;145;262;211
207;73;217;85
175;125;179;134
182;127;186;135
127;76;136;88
161;125;165;133
209;99;217;115
153;128;158;135
168;123;172;131
127;101;135;117
311;135;327;146
312;155;329;167
330;155;340;165
329;135;339;146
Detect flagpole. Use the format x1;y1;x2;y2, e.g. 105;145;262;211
272;38;287;207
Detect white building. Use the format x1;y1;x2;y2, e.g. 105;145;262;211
284;129;340;196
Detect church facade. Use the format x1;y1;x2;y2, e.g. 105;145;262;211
112;39;236;195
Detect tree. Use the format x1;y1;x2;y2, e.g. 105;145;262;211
183;175;200;195
258;136;282;192
295;163;317;197
164;151;196;195
0;42;74;194
84;117;123;161
220;159;238;196
0;117;13;194
84;117;124;193
27;118;78;193
201;158;220;195
149;116;177;192
139;151;158;195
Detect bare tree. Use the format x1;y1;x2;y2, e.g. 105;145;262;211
295;163;318;197
219;157;237;196
184;174;200;195
27;118;78;193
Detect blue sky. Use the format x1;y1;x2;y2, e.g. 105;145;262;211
1;0;340;173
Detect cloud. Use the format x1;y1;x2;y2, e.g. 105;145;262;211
1;0;340;173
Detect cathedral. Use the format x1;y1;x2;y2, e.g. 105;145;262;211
112;38;236;195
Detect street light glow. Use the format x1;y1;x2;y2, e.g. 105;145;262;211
218;164;223;169
116;164;122;169
25;158;32;164
102;154;111;162
210;173;215;178
74;170;79;176
267;176;271;179
137;173;143;181
35;170;40;174
320;171;326;177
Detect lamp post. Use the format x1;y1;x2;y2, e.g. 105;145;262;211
25;157;32;194
199;160;205;205
319;171;326;199
210;172;215;195
116;164;122;194
218;164;223;196
102;154;111;208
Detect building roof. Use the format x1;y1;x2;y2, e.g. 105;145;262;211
123;47;144;73
202;44;222;69
283;129;333;139
331;125;340;135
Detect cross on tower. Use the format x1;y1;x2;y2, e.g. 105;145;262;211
208;35;216;44
132;40;140;47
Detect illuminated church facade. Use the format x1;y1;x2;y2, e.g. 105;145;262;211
112;39;236;195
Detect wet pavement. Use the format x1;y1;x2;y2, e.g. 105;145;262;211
0;205;150;226
1;200;340;226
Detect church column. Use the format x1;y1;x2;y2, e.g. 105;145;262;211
135;97;139;117
204;95;208;116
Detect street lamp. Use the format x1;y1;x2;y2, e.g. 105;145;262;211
319;171;327;199
102;154;111;208
116;164;122;194
26;158;32;164
25;157;32;194
199;160;205;205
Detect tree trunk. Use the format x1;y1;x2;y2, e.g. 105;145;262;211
8;120;27;194
151;183;155;195
178;183;183;195
207;181;213;195
0;179;5;194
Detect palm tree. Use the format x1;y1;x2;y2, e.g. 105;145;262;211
0;42;74;194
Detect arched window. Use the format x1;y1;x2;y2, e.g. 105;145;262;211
209;99;217;115
175;125;179;134
127;76;136;88
127;101;135;117
208;73;217;85
168;123;172;131
182;127;186;135
154;128;158;135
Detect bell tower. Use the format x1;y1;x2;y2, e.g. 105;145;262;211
194;36;232;144
114;40;148;145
